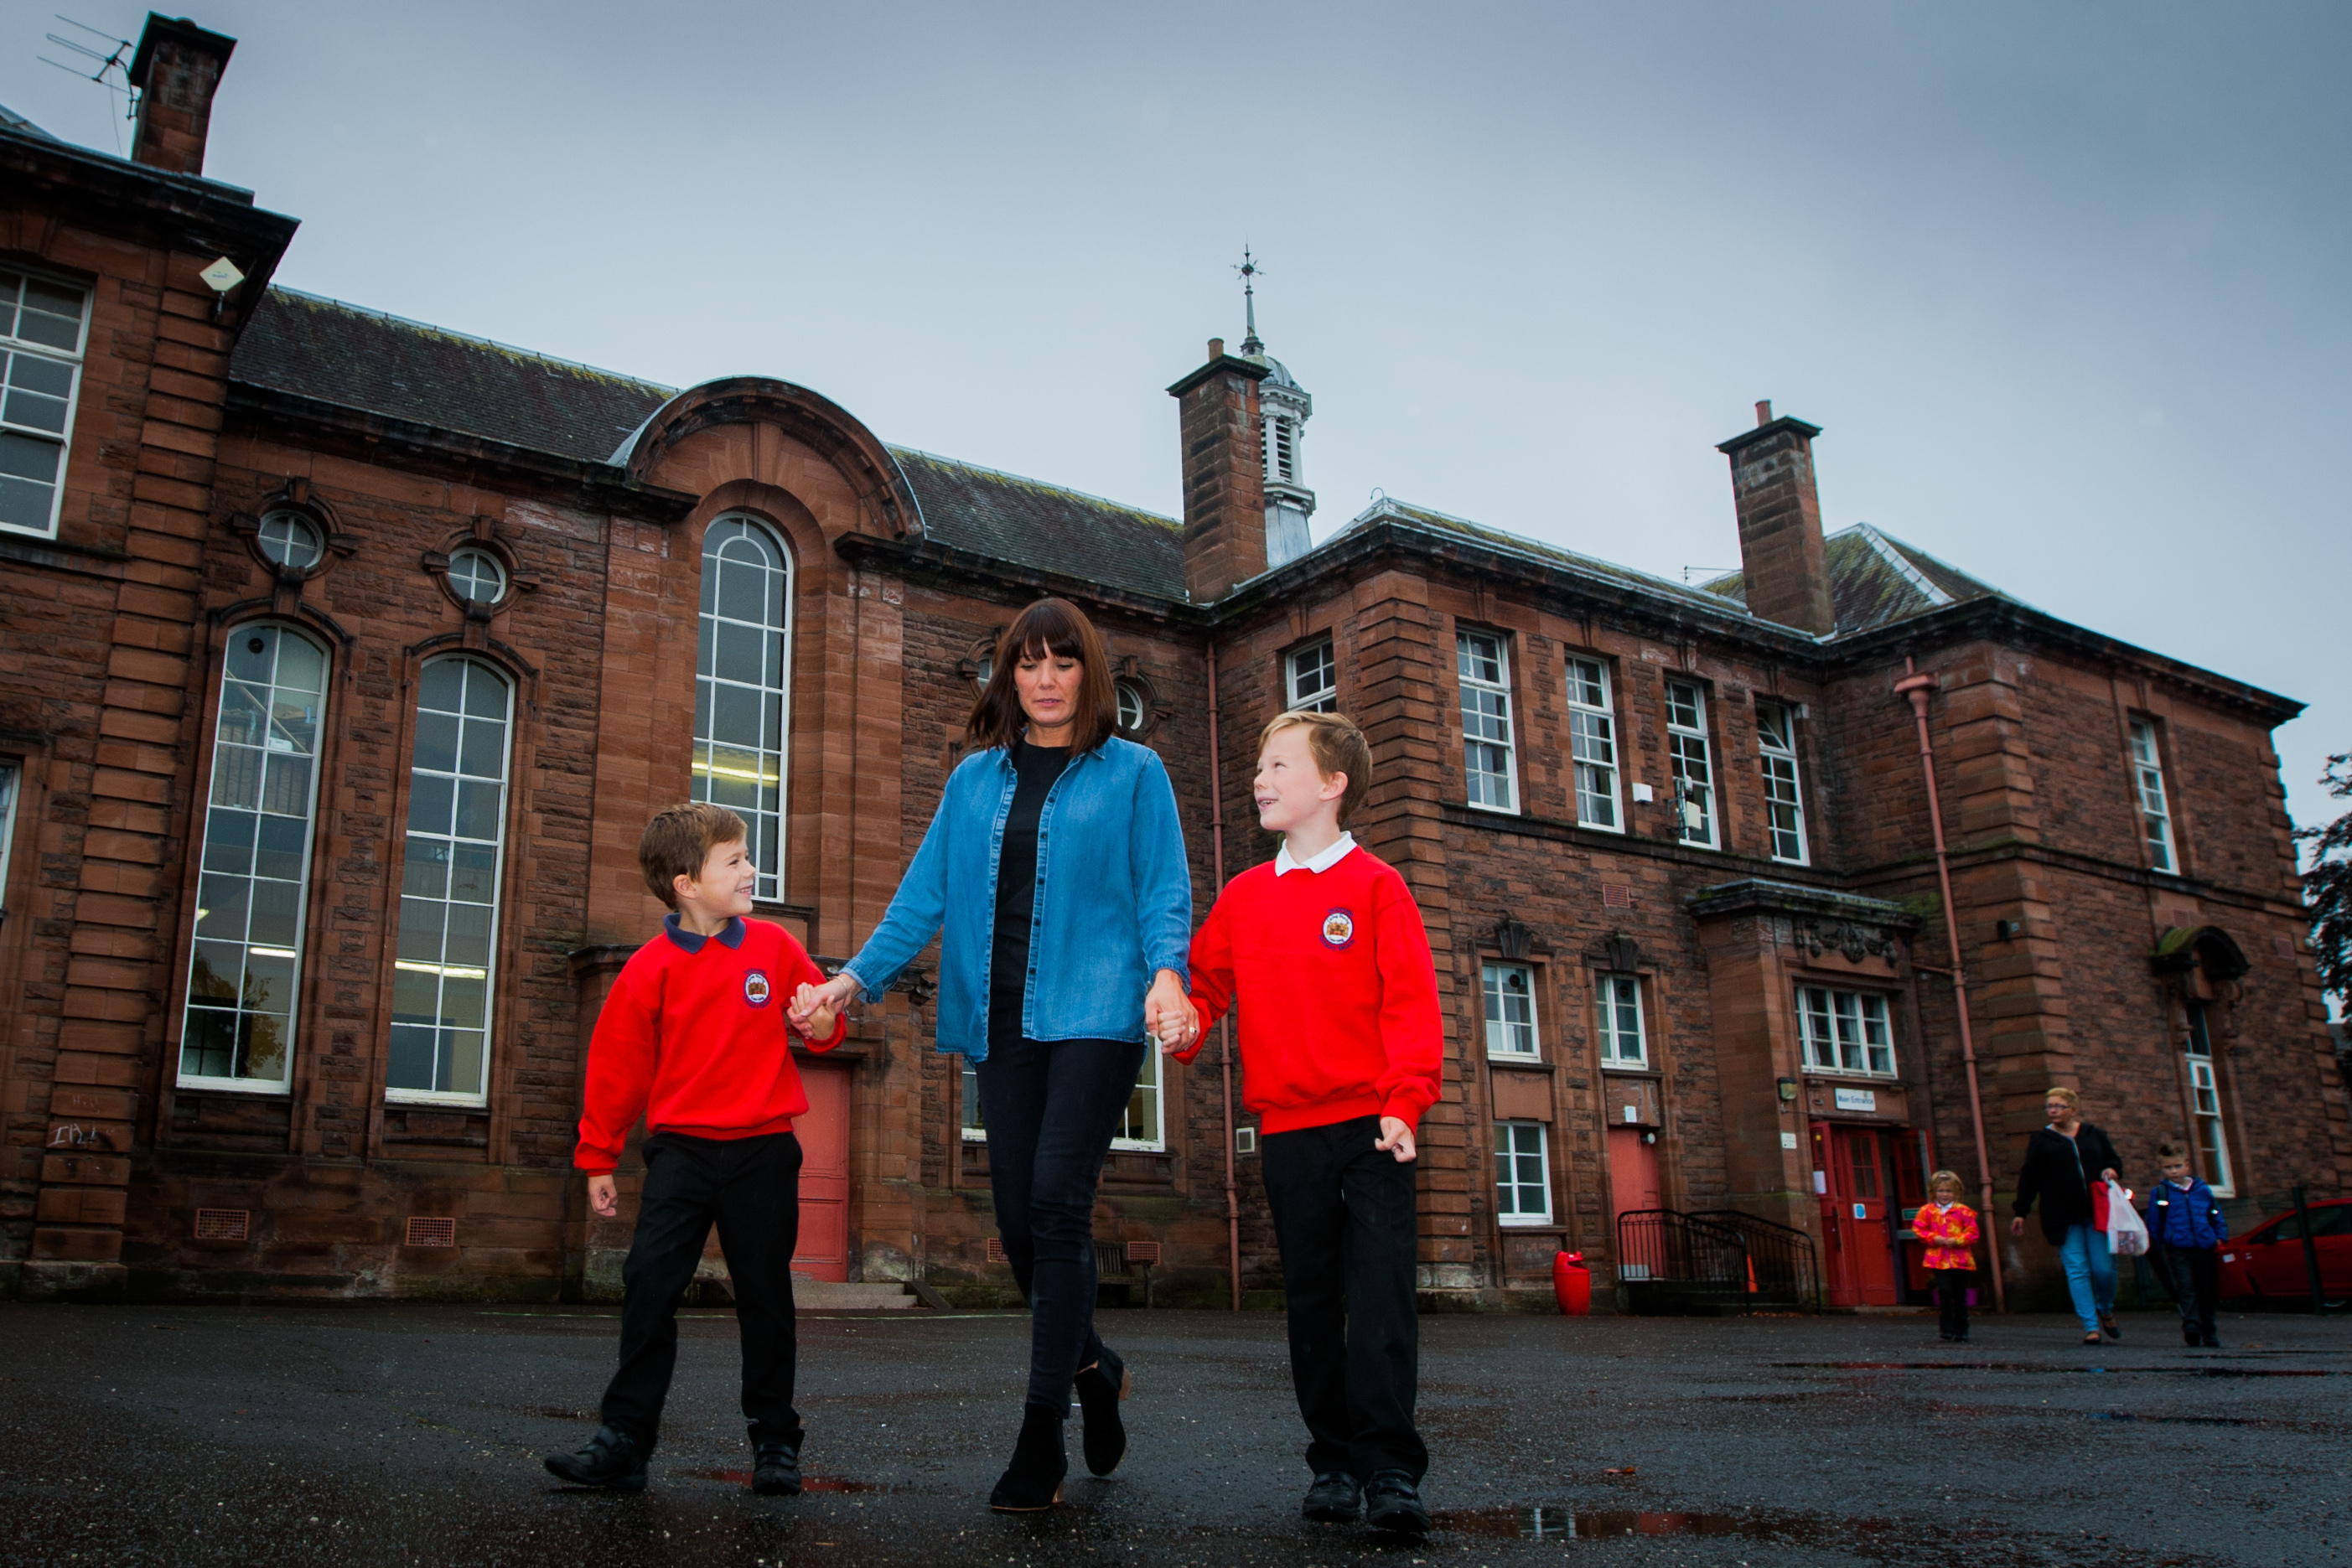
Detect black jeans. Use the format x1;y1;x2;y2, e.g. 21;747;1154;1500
2167;1246;2220;1340
601;1131;803;1455
1932;1268;1974;1338
975;1035;1148;1410
1261;1115;1427;1482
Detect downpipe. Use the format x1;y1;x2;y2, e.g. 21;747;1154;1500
1205;639;1242;1311
1894;662;2007;1313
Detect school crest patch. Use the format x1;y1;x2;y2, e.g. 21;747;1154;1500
1320;908;1356;950
743;970;773;1007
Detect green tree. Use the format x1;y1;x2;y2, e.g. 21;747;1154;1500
2300;753;2352;1007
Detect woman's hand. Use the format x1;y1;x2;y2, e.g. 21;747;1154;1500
2100;1167;2117;1183
790;972;862;1033
1144;969;1197;1051
2009;1217;2026;1239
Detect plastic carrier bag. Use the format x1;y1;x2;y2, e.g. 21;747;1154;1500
2105;1177;2150;1256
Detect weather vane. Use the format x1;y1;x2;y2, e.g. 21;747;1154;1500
1234;246;1265;356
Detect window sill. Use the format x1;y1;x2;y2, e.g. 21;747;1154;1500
1498;1215;1557;1229
1486;1054;1552;1071
1599;1063;1657;1077
173;1079;292;1098
1465;800;1522;817
386;1091;489;1109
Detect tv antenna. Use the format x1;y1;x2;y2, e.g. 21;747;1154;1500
39;15;137;153
1233;246;1265;356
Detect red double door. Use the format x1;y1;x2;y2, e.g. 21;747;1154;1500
790;1060;852;1282
1814;1123;1930;1308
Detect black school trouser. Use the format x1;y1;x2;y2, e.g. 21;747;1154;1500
600;1130;803;1455
1261;1115;1427;1483
1932;1268;1974;1338
974;1035;1148;1410
2167;1246;2220;1340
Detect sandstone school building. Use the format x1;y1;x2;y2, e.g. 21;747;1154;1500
3;16;2344;1311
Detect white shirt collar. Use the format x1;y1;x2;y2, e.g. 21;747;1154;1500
1274;831;1357;877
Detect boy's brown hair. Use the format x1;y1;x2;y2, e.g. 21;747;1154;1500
1261;709;1373;825
640;801;748;909
2156;1140;2191;1162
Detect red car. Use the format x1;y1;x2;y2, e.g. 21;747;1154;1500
2214;1198;2352;1307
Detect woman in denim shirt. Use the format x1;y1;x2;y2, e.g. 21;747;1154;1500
797;598;1195;1511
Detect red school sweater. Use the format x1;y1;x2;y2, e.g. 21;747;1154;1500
1179;844;1443;1136
574;915;845;1173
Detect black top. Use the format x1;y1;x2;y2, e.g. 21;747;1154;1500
988;739;1072;1050
2013;1122;2125;1245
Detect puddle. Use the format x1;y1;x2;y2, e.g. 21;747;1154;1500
1774;1361;2340;1378
687;1469;876;1492
1432;1505;1888;1545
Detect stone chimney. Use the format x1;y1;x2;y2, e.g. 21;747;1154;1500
1716;401;1835;635
1167;337;1272;603
129;14;238;176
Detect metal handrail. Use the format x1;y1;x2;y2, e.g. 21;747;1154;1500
1614;1208;1821;1313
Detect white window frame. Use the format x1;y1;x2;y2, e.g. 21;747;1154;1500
2184;1005;2234;1195
256;510;324;571
1482;961;1540;1060
1796;986;1897;1076
445;546;507;606
694;514;794;903
1115;681;1148;734
1565;656;1623;831
0;758;18;915
961;1057;986;1142
1595;972;1646;1066
1457;629;1517;815
1665;679;1719;850
1263;412;1298;484
1111;1048;1165;1151
1756;701;1809;865
2129;718;2178;874
179;624;329;1094
386;657;514;1106
1495;1120;1552;1224
0;265;91;541
1285;637;1337;713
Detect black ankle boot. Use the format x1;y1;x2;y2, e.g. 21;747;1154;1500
1074;1344;1129;1477
988;1401;1067;1512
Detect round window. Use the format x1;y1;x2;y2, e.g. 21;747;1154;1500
446;546;507;605
1116;681;1147;732
256;510;323;570
974;653;992;688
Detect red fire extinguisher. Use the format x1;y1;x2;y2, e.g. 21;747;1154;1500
1553;1250;1592;1316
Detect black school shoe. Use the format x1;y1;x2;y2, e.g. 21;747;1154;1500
988;1401;1067;1512
544;1425;647;1491
1365;1471;1431;1535
2201;1333;2221;1348
1303;1472;1362;1522
754;1441;801;1496
1075;1344;1131;1477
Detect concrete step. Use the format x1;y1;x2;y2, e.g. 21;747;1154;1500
792;1280;920;1311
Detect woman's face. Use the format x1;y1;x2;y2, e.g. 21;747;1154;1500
1013;644;1083;739
2046;1095;2076;1126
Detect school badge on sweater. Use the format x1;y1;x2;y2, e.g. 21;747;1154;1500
743;970;773;1007
1320;909;1356;950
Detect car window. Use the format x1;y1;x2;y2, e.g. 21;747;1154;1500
2246;1219;2284;1244
2312;1206;2352;1239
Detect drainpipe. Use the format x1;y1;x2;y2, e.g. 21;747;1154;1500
1205;639;1242;1311
1894;663;2007;1313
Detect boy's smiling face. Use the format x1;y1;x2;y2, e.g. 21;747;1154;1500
1254;726;1345;836
676;835;757;923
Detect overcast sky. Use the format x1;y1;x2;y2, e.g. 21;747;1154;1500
11;2;2349;833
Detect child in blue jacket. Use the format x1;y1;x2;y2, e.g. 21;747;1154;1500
2144;1140;2228;1348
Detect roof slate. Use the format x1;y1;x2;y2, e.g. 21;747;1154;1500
886;450;1183;602
1696;524;2013;637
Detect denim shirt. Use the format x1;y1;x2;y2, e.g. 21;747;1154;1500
840;735;1192;1059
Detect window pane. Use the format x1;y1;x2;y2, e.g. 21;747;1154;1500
1567;660;1619;830
1666;681;1715;848
179;627;325;1089
1483;963;1538;1056
696;519;793;900
1457;633;1515;813
1759;705;1807;865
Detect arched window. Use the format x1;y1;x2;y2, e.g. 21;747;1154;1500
388;658;513;1103
180;624;328;1089
695;514;792;902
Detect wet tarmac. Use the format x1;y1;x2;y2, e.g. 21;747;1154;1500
2;1301;2344;1567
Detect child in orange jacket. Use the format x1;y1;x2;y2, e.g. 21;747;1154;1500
1914;1170;1982;1343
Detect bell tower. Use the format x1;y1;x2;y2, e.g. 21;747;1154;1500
1236;250;1316;570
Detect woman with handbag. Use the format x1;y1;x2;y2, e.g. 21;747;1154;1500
2008;1085;2127;1343
793;597;1196;1512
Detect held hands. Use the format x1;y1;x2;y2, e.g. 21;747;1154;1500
588;1173;618;1219
1375;1116;1417;1163
1145;969;1199;1055
788;973;860;1039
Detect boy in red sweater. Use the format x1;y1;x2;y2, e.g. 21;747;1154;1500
1174;710;1442;1535
543;802;844;1495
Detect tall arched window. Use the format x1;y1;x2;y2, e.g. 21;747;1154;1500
180;624;328;1090
695;514;792;902
388;658;513;1103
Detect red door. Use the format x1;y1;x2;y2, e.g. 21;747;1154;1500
792;1060;851;1282
1816;1124;1900;1307
1609;1126;1660;1227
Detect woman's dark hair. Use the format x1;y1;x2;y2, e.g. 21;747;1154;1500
966;598;1119;753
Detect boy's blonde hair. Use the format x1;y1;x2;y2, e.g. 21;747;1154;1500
2044;1085;2080;1110
1927;1169;1965;1196
1261;709;1372;825
2155;1139;2191;1162
640;801;749;909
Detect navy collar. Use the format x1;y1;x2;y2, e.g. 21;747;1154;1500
663;913;747;953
